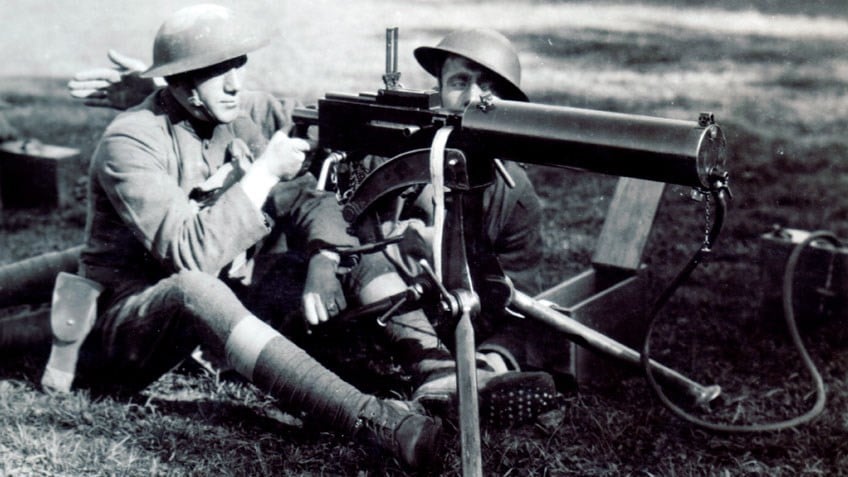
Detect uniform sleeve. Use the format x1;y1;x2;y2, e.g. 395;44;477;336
485;162;545;295
93;114;271;274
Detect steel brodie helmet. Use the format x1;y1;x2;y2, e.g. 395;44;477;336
414;28;528;102
141;4;274;78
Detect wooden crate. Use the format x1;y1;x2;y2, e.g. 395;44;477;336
758;227;847;325
533;266;647;389
0;140;83;208
529;178;666;389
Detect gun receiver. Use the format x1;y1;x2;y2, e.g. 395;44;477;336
294;88;728;190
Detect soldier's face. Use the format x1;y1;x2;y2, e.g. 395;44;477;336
184;55;247;124
439;56;501;112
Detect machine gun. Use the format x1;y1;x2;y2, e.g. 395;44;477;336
296;89;726;193
294;28;730;476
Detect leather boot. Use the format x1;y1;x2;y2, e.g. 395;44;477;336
225;315;440;470
354;398;442;470
412;357;559;428
386;310;559;427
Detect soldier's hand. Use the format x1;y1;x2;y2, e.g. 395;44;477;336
302;252;346;327
255;132;312;180
68;50;159;110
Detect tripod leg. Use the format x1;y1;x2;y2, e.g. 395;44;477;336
455;296;482;477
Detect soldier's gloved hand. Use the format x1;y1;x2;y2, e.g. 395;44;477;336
302;251;347;326
68;50;160;110
254;132;312;180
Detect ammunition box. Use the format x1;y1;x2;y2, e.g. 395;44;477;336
759;227;847;325
0;139;83;209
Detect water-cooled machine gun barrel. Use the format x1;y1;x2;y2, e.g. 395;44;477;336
294;88;728;192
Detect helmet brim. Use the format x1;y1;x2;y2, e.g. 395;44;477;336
140;35;271;79
414;46;529;103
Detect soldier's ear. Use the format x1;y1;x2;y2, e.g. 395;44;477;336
187;90;203;107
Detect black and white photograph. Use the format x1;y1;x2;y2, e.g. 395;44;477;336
0;0;846;475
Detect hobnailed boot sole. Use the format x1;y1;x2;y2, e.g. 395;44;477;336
479;372;559;428
414;370;559;428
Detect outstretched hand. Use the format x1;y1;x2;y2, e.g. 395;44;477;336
68;50;160;110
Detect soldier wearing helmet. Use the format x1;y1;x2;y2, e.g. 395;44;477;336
357;29;555;422
69;26;557;428
415;28;529;107
74;4;442;470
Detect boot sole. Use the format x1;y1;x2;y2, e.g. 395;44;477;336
479;371;558;428
415;371;559;428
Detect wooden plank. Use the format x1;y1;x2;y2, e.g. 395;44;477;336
592;177;665;271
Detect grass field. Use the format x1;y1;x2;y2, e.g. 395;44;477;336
1;0;848;475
